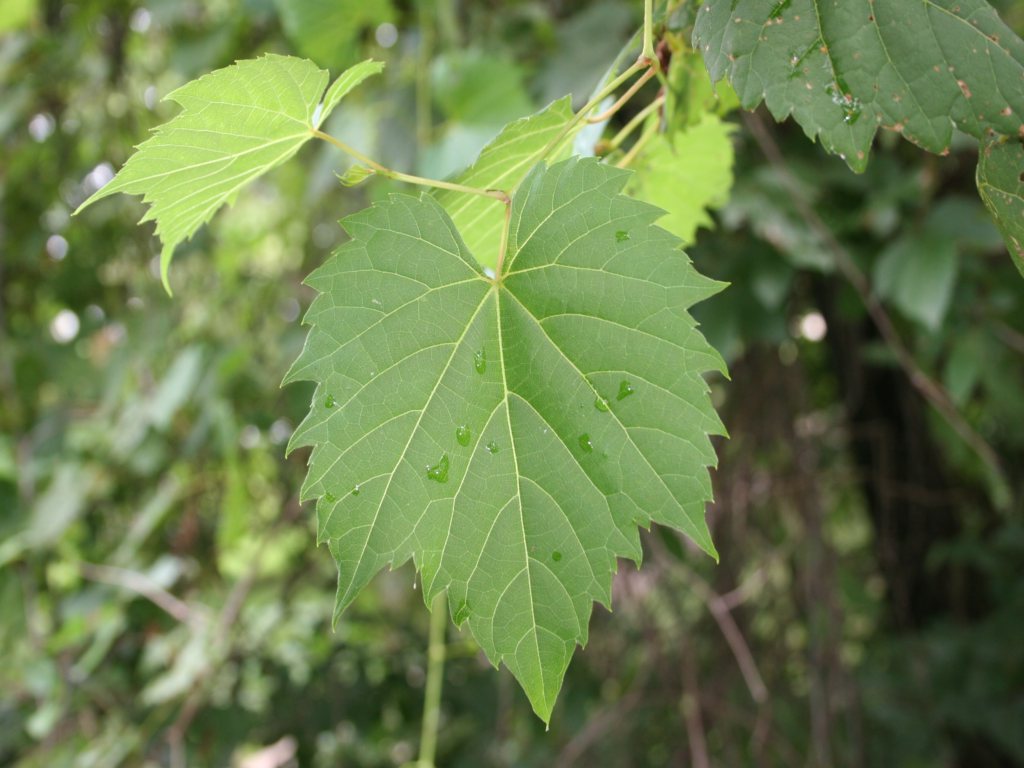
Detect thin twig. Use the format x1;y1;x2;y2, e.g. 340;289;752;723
79;562;199;626
682;643;711;768
742;110;1007;499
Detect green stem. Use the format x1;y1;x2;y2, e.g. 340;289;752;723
616;117;659;169
494;194;514;278
610;94;665;149
418;591;447;768
311;128;509;203
586;66;657;124
642;0;656;62
530;60;649;170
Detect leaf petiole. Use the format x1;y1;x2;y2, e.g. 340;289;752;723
616;117;659;169
642;0;656;62
311;127;510;203
586;66;658;124
610;93;665;148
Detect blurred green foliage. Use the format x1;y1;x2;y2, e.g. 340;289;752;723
1;1;1023;766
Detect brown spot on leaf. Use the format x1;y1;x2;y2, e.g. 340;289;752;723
957;80;972;99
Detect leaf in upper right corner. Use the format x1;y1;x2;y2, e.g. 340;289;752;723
977;139;1024;277
694;0;1024;171
627;115;736;246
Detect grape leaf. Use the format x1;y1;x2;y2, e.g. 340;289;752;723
286;157;725;721
693;0;1024;268
977;139;1024;276
273;0;394;71
435;98;575;270
75;55;383;291
627;114;736;245
694;0;1024;169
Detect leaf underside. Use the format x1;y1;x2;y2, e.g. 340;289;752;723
694;0;1024;262
286;157;726;721
76;55;383;290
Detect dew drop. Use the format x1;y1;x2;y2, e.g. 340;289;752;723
615;230;630;243
486;440;499;454
351;485;361;497
453;600;470;625
426;453;450;483
578;434;594;454
594;396;610;412
473;350;487;374
325;394;336;408
324;492;337;503
456;425;471;447
616;381;635;401
552;551;563;562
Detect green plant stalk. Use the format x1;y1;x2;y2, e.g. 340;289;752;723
417;591;447;768
530;59;648;170
616;117;659;169
610;94;665;148
311;128;509;203
586;66;657;124
642;0;656;61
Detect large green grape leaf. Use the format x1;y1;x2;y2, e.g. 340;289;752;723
627;114;736;246
978;139;1024;276
693;0;1024;267
286;157;725;721
435;98;575;270
75;55;383;291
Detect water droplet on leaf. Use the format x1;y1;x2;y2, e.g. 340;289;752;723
552;551;562;562
615;230;630;243
473;350;486;374
453;600;470;624
578;434;593;453
351;485;360;496
594;396;610;412
486;440;499;454
456;425;471;446
324;492;337;503
617;381;635;400
325;394;336;408
426;453;450;483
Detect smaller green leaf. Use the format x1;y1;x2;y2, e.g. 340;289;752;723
977;140;1024;277
627;115;736;246
336;165;375;187
75;55;383;293
320;59;385;121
